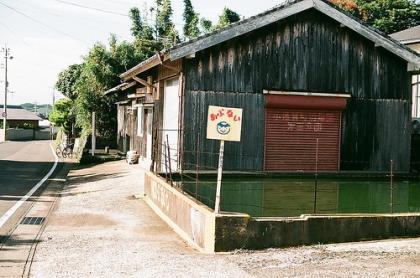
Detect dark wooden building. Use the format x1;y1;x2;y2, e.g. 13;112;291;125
110;0;420;173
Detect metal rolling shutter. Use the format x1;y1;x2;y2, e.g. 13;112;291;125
264;94;347;172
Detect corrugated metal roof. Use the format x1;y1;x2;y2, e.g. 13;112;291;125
0;107;42;121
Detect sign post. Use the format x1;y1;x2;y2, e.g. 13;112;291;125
214;140;224;214
207;105;242;214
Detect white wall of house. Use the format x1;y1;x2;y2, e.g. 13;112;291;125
162;76;180;171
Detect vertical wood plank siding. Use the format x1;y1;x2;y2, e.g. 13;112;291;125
183;10;410;172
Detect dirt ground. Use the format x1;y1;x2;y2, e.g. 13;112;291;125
30;161;420;278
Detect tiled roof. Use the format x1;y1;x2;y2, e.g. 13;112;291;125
0;106;42;121
390;25;420;44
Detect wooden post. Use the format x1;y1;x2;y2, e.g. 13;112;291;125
214;140;225;214
91;111;96;156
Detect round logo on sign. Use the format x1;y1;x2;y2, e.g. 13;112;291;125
1;112;5;117
216;121;231;135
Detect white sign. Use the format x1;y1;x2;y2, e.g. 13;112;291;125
206;105;243;142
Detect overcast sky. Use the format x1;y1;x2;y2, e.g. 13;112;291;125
0;0;282;105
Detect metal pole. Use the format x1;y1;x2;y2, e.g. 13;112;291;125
166;135;173;186
313;138;319;214
91;111;96;156
2;46;8;141
164;141;169;182
390;159;394;214
195;133;200;199
214;140;225;214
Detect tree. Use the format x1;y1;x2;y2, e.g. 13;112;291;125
330;0;420;34
156;0;173;37
330;0;360;16
49;98;74;135
155;0;179;47
129;7;143;38
358;0;420;34
200;18;213;33
183;0;200;40
214;8;241;30
55;64;83;101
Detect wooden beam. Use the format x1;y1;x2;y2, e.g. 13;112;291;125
157;52;181;72
133;76;153;87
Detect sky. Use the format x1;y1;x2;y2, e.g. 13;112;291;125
0;0;282;105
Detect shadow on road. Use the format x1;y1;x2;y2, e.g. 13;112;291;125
0;160;72;203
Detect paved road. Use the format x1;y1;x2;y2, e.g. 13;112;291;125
0;140;56;236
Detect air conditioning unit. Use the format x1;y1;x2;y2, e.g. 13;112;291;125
413;119;420;135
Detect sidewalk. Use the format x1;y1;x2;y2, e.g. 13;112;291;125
29;160;420;278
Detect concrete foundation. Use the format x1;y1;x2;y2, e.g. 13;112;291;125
144;171;420;253
144;172;215;253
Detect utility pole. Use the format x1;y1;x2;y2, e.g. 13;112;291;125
1;45;12;141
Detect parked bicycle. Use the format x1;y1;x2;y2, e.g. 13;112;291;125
55;142;74;158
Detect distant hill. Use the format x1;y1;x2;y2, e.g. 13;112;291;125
20;103;52;119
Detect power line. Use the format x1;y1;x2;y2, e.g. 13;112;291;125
53;0;129;17
53;0;185;27
0;20;31;47
0;1;88;45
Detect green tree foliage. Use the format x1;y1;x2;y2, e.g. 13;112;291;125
55;64;83;101
215;8;241;29
129;8;162;60
200;18;213;33
74;43;122;140
330;0;420;34
183;0;200;40
156;0;179;47
129;7;144;38
49;98;74;134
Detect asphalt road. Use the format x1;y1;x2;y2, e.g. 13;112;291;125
0;140;56;236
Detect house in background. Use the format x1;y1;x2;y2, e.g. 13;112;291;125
391;25;420;171
109;0;420;173
391;25;420;53
0;105;47;141
0;105;41;129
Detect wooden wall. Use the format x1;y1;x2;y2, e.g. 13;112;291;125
182;9;411;172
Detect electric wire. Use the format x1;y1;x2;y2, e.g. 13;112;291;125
53;0;129;17
0;1;88;45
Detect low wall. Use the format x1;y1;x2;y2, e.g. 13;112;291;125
215;214;420;251
35;129;51;140
144;172;420;253
7;128;34;140
144;172;216;253
0;128;51;141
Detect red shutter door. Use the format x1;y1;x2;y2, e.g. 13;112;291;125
264;109;341;172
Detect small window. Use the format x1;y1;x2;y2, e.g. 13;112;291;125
137;106;143;137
